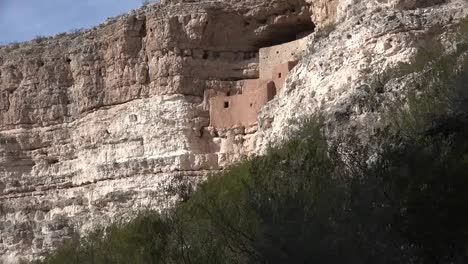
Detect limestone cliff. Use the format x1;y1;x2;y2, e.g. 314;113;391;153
0;0;466;262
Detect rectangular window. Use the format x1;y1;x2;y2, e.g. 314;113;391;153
224;101;229;108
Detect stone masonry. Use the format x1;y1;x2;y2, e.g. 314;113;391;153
208;36;306;129
209;60;299;128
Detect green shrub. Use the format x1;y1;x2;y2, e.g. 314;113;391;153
41;212;173;264
178;119;350;263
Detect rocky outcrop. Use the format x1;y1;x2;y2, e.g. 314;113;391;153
0;1;315;262
0;0;467;262
257;0;468;147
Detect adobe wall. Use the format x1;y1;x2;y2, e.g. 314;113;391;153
271;61;298;91
210;81;276;128
242;60;297;95
259;37;308;79
209;33;306;129
242;79;272;93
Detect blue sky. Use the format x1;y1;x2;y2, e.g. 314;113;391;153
0;0;147;44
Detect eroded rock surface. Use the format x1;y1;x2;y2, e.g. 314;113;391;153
0;0;466;262
0;1;315;262
257;0;468;147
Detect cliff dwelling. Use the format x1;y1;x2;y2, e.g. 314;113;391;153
209;35;307;128
0;0;321;260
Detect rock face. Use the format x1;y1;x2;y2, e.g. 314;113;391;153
259;0;468;146
0;0;466;262
0;1;314;262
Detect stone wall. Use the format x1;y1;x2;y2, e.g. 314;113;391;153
207;26;305;130
271;61;299;92
259;37;308;79
209;60;297;128
209;81;276;128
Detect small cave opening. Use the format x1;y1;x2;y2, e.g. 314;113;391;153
254;20;315;48
140;20;147;38
47;157;60;165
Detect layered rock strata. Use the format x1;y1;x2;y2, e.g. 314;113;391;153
0;0;315;262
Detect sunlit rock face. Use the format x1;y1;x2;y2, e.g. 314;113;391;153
0;0;467;262
0;0;314;262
